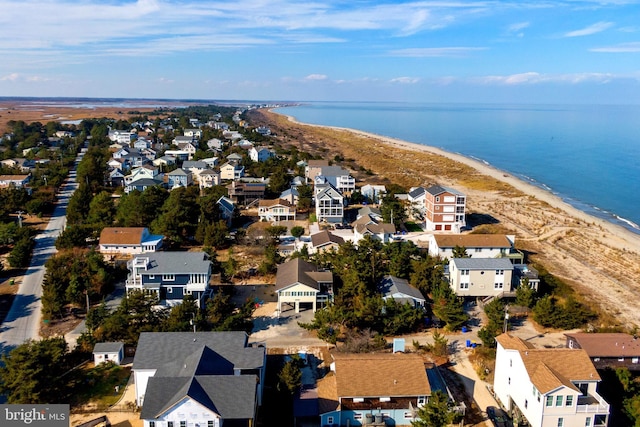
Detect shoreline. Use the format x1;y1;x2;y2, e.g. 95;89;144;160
275;109;640;254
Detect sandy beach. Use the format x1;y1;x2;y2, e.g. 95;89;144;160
255;109;640;329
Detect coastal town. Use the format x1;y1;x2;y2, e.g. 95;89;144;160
0;101;638;427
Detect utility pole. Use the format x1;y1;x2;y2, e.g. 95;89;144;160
16;211;24;228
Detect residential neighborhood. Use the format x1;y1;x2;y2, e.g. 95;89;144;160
0;103;635;427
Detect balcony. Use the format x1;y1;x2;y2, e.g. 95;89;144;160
576;393;610;414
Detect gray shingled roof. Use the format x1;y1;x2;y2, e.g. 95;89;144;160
93;342;124;353
135;252;211;275
426;185;464;196
378;275;425;301
408;187;426;199
133;332;264;373
140;375;257;420
451;257;514;270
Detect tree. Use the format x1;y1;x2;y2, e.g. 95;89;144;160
86;191;115;229
290;226;305;239
0;337;70;403
8;233;34;268
515;280;537;308
278;358;302;394
379;193;406;224
411;390;458;427
452;245;469;258
296;184;313;211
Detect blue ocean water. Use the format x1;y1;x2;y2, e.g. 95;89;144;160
277;102;640;234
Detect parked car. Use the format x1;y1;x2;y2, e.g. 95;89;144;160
486;406;510;427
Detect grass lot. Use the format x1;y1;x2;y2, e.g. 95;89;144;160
72;362;132;410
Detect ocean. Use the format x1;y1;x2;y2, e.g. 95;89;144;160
277;102;640;235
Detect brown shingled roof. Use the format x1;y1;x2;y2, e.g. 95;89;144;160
310;230;344;248
332;353;431;398
258;198;293;208
433;234;512;248
99;227;146;245
565;333;640;358
317;372;339;413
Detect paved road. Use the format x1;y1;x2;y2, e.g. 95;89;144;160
0;156;80;354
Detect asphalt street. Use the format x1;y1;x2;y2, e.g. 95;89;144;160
0;156;80;354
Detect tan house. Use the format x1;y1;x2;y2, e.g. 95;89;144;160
448;257;514;297
310;230;344;254
275;258;333;315
99;227;164;256
258;198;296;222
220;162;245;180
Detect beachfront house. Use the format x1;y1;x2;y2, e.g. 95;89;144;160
565;332;640;371
494;333;609;427
133;331;265;427
428;234;523;263
424;185;466;232
312;166;356;195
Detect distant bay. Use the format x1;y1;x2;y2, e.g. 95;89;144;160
277;102;640;235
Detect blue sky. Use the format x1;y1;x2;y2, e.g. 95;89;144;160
2;0;640;103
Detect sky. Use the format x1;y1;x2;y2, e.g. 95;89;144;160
1;0;640;104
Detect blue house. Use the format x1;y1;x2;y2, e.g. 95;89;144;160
167;168;193;189
126;252;212;307
317;353;433;426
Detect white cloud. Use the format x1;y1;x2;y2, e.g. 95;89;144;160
508;22;530;32
564;21;614;37
389;47;487;57
0;73;20;81
304;74;328;81
590;42;640;52
390;77;420;84
475;72;615;85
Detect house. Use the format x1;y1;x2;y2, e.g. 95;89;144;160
220;162;245;180
133;138;152;150
377;275;426;308
424;185;466;232
311;166;356;194
207;138;225;151
315;183;344;224
177;141;198;160
353;221;396;244
201;156;219;169
164;150;190;162
133;331;265;427
99;227;164;256
317;353;432;426
125;252;212;308
448;257;515;297
0;158;35;172
309;230;344;254
279;187;299;205
125;177;164;194
166;168;193;189
152;155;177;168
198;169;220;189
407;186;427;220
217;196;236;225
0;174;31;189
356;206;383;222
428;234;522;262
305;159;329;182
226;152;243;164
108;130;135;144
248;146;275;162
360;184;386;203
124;165;160;186
173;135;195;145
275;258;333;314
227;181;266;205
183;128;202;139
494;333;609;427
93;342;124;366
258;198;296;222
565;333;640;371
108;168;125;187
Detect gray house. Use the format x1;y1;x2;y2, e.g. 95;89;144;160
125;252;212;307
134;332;265;427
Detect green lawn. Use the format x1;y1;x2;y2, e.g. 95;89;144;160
73;362;131;408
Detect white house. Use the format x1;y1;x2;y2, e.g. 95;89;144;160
93;342;125;366
275;258;334;315
133;332;265;427
448;257;514;297
258;198;296;222
428;234;518;260
198;169;220;189
99;227;164;256
494;333;609;427
315;183;344;224
360;184;386;203
311;166;356;194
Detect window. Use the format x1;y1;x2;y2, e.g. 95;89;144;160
168;423;174;427
578;383;589;396
180;421;186;427
546;396;553;406
585;417;592;427
149;422;155;427
633;357;639;364
558;418;564;427
404;412;413;419
496;269;504;275
417;396;426;406
353;397;364;403
208;422;214;427
163;274;175;281
353;413;362;420
379;397;391;402
460;283;469;290
556;395;563;406
494;283;504;289
460;269;469;275
566;395;574;406
149;275;155;279
327;416;334;425
524;399;528;409
167;287;172;293
508;377;511;385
